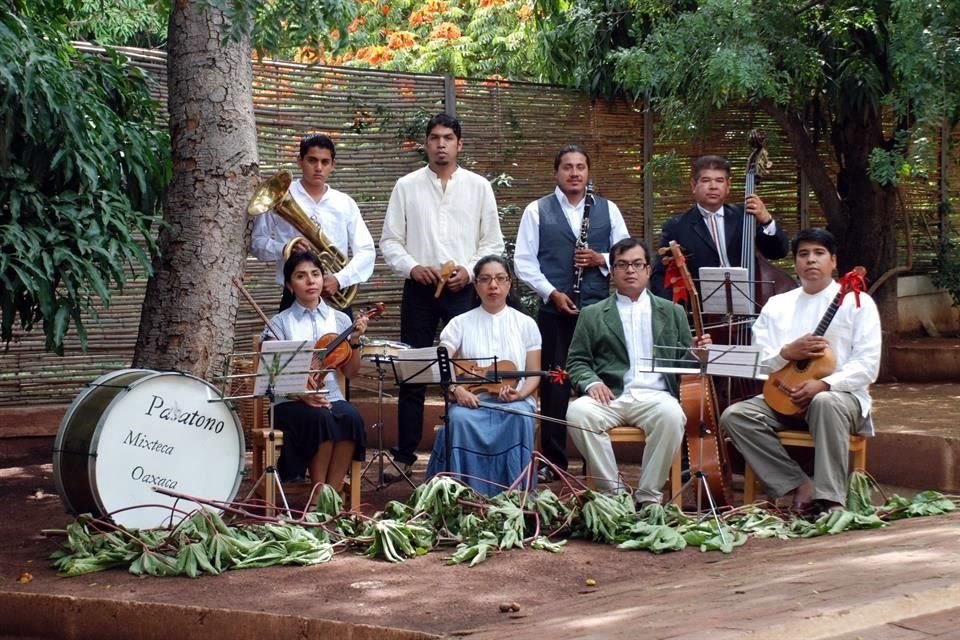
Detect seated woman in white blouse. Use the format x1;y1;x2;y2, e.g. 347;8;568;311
425;255;542;496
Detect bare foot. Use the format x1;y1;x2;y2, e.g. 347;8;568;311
792;478;815;510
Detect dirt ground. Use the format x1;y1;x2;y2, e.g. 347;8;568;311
1;383;958;638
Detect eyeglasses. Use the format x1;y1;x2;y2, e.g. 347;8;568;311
613;260;649;272
476;274;511;285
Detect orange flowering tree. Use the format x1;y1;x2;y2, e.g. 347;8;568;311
301;0;542;79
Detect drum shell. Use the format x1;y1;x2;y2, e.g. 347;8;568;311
53;369;245;529
360;339;410;361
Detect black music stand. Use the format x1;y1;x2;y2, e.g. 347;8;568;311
240;339;330;517
360;352;416;491
650;345;727;540
390;347;508;477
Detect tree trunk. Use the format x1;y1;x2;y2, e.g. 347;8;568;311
764;100;899;331
132;0;259;377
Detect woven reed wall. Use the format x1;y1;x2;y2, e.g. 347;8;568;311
0;44;955;408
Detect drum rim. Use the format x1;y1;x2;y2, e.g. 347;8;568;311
53;368;154;516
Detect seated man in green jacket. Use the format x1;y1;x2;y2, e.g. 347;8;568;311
566;237;711;506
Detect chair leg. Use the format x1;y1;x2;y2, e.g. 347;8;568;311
668;447;682;504
852;441;867;472
349;459;361;511
743;463;757;504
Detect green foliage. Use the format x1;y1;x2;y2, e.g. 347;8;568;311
0;11;169;353
931;237;960;307
49;473;959;577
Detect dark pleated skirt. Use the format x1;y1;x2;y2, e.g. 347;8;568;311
272;400;366;481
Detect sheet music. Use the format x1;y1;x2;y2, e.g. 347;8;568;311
705;344;766;380
254;340;315;396
699;267;754;315
392;346;447;385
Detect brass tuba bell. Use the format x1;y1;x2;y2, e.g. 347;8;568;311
247;170;358;310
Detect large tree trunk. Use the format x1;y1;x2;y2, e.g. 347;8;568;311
133;0;259;377
764;100;899;331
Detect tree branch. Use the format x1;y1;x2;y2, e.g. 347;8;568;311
759;98;845;228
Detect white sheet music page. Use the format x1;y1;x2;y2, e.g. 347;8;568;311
254;340;315;396
392;346;446;385
705;344;766;379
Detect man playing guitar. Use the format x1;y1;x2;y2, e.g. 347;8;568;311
720;228;882;513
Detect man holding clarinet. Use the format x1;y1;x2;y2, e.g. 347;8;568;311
514;145;630;480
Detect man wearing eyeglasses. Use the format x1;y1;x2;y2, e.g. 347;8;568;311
514;145;630;480
566;238;712;505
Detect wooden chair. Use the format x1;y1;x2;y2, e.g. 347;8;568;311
742;430;868;504
583;426;684;504
249;336;362;511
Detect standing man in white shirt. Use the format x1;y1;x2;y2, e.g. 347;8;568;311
380;113;505;475
513;145;630;480
250;134;376;312
720;228;882;513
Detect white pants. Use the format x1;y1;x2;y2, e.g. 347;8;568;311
566;389;684;503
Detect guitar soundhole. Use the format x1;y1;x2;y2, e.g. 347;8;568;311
795;359;810;373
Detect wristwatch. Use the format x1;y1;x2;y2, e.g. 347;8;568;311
349;342;361;350
448;384;460;394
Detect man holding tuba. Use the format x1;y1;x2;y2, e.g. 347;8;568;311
250;134;376;312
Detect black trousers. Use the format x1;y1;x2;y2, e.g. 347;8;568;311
393;279;474;465
537;306;580;470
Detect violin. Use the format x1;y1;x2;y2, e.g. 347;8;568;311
666;241;733;507
454;360;568;395
309;302;384;389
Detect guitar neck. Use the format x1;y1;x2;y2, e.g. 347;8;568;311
813;289;845;337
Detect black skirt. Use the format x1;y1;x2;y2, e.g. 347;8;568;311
272;400;366;481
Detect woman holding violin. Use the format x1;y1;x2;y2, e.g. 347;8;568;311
263;251;368;490
425;256;542;496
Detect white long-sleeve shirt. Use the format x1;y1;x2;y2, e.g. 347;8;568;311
249;179;376;288
514;186;630;302
752;281;882;431
379;165;504;279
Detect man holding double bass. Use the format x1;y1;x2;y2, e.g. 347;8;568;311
651;155;789;301
720;229;882;514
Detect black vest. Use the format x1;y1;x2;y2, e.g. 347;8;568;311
537;193;612;311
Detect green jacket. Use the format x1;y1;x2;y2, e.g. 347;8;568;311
566;292;692;398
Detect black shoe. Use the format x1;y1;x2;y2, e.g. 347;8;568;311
383;463;413;484
537;467;555;483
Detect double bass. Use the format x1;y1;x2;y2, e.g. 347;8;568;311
666;241;733;508
741;129;797;314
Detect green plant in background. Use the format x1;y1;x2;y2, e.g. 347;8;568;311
0;4;170;353
932;239;960;307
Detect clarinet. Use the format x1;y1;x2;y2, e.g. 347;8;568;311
571;180;594;308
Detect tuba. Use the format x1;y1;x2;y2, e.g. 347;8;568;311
247;170;358;310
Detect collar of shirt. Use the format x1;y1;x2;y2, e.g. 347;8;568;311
292;179;329;205
290;299;332;321
554;185;585;212
614;289;651;309
697;204;724;218
426;165;461;182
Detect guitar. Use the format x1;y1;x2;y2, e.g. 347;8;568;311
666;241;733;507
762;267;867;416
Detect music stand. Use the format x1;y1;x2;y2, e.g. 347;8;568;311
239;339;331;517
359;352;416;491
650;345;728;539
391;346;493;477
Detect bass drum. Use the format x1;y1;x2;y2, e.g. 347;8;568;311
53;369;245;530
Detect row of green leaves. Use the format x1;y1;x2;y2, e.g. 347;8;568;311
51;472;957;577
